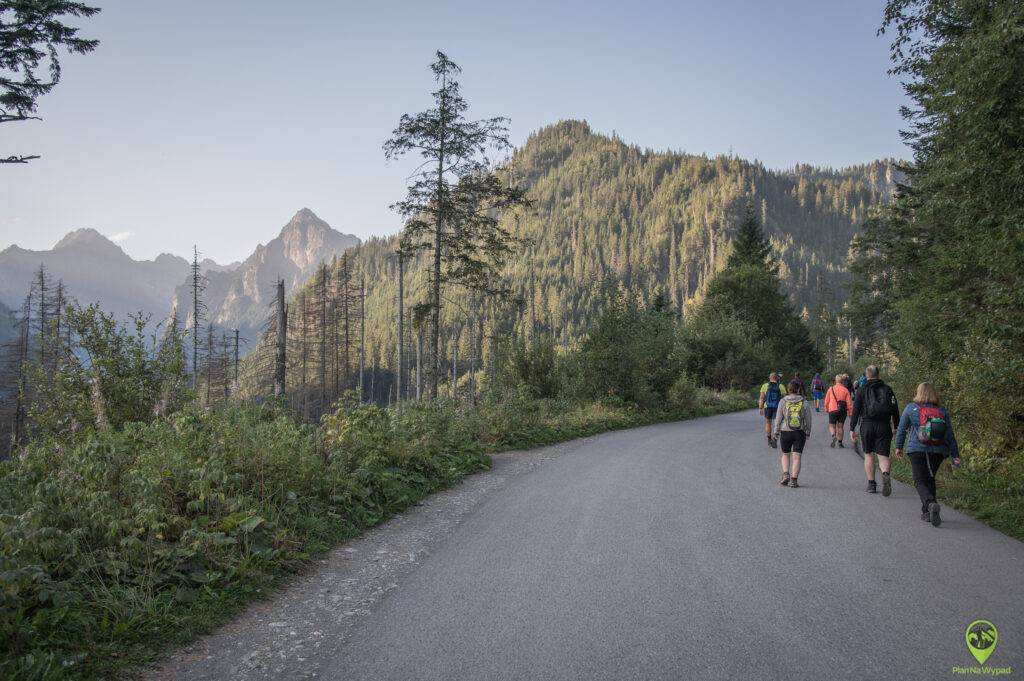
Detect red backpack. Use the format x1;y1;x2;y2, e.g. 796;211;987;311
917;403;948;445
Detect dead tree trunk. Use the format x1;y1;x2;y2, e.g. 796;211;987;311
274;279;287;398
233;328;240;394
451;326;460;401
319;265;328;413
300;293;309;420
396;252;404;407
416;328;423;401
370;354;376;405
359;273;366;403
12;292;31;449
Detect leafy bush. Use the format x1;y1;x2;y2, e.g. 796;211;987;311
667;374;699;413
575;290;680;408
0;400;486;680
679;307;774;390
25;304;190;441
489;335;562;399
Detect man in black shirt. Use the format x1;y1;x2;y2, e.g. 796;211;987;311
850;365;900;496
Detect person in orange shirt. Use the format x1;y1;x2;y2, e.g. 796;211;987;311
824;374;852;448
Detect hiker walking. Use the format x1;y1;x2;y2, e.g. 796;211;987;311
853;371;868;399
894;382;961;526
792;372;806;396
850;365;900;495
824;374;851;448
811;373;825;412
773;380;812;488
759;373;785;448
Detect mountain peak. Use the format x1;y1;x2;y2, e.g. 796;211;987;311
285;208;325;228
275;208;358;270
54;228;122;252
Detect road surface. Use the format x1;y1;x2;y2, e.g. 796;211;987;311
156;410;1024;681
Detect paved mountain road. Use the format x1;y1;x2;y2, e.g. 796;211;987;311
156;410;1024;681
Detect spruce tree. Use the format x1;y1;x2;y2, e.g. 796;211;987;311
727;203;773;270
384;51;531;399
701;206;820;369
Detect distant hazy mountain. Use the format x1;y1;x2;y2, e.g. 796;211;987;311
169;208;360;346
0;229;192;322
0;211;358;352
201;258;241;274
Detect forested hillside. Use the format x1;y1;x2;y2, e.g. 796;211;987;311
505;120;894;323
242;121;895;404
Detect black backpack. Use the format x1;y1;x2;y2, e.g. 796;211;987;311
863;382;892;421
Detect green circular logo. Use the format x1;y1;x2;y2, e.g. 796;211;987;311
965;620;998;665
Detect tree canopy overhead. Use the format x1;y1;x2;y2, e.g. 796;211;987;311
0;0;100;164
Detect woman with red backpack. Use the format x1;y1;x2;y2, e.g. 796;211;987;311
894;382;961;527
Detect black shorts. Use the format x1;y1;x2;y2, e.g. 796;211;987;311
860;421;893;455
828;410;847;425
779;430;806;454
764;407;778;421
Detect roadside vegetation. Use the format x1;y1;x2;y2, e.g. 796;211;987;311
0;284;758;679
847;0;1024;539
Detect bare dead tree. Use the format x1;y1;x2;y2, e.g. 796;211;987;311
359;272;365;403
274;279;286;398
189;247;207;390
318;264;329;412
396;250;405;407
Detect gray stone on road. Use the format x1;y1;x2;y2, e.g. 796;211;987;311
155;410;1024;680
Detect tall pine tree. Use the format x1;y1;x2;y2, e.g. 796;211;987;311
383;51;530;399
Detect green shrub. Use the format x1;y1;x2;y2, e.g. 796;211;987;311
667;375;699;413
679;307;774;390
0;400;487;680
575;290;680;408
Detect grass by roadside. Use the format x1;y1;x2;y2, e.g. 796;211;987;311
0;388;749;680
890;450;1024;542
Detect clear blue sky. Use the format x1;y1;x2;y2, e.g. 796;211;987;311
1;0;908;264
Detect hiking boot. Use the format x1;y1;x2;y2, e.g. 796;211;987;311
838;441;845;448
881;473;892;497
789;477;800;488
921;512;931;522
830;436;836;448
769;437;777;449
780;474;790;486
929;502;941;527
866;480;877;494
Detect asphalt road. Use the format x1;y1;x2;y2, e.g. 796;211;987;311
158;410;1024;681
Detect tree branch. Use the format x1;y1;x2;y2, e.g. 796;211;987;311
1;155;42;164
